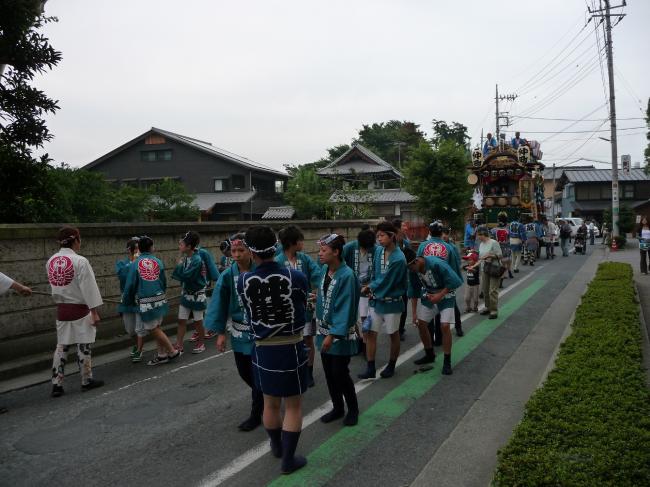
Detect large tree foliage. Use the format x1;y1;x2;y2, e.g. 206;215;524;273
403;119;472;229
355;120;427;168
0;2;61;223
283;163;334;219
147;178;199;221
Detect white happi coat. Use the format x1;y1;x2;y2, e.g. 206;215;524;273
46;248;103;345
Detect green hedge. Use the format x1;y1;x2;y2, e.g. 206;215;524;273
493;262;650;486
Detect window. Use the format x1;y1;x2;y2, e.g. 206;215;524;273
394;204;401;216
623;184;634;199
275;180;284;193
141;150;172;162
214;179;225;192
601;185;612;199
232;174;245;190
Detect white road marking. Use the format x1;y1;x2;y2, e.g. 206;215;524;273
197;266;544;486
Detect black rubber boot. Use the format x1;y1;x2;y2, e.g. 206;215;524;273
307;366;315;388
442;354;452;375
380;360;397;378
413;348;435;365
357;361;376;379
455;324;464;337
281;430;307;474
238;412;262;432
266;428;283;458
320;409;345;423
433;320;443;347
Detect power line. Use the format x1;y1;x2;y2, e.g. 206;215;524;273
517;126;644;134
513;115;643;121
514;19;591;94
593;0;610;110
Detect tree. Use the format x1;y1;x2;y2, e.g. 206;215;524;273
355;120;427;168
147;178;199;221
603;204;635;234
403;140;472;230
0;1;61;223
431;119;470;148
283;164;333;219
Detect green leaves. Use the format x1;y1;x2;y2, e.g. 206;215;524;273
493;262;650;487
403;139;471;229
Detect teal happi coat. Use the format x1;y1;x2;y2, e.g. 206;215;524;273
408;256;462;311
204;261;255;354
197;246;220;284
369;246;407;315
342;240;378;286
315;263;360;356
172;252;208;311
416;237;462;278
275;250;322;322
115;258;138;313
122;252;169;322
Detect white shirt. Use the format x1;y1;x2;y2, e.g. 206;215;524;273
46;248;103;308
0;272;14;296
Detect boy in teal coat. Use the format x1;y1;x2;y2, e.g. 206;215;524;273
316;233;360;427
116;237;144;362
276;225;322;387
122;236;180;366
172;231;208;354
358;221;407;380
205;233;263;432
405;247;462;375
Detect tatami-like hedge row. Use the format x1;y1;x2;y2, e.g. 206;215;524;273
493;262;650;486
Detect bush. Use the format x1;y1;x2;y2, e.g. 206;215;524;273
493;262;650;486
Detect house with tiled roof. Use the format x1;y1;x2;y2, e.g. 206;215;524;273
84;127;288;221
317;142;420;222
555;168;650;221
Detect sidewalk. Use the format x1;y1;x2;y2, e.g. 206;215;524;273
411;246;605;487
411;241;650;486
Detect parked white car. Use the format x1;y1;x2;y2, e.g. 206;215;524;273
555;217;584;238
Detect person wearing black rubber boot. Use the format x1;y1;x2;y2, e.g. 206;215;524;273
405;248;462;374
237;226;310;474
315;234;360;427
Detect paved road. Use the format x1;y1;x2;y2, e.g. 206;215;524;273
0;244;599;487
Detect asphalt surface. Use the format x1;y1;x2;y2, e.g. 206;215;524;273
0;244;598;487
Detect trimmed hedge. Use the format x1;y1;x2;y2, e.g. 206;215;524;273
493;262;650;486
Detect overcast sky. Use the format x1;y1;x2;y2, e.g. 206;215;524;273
37;0;649;171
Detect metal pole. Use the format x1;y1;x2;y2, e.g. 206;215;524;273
495;84;500;139
552;163;556;217
249;171;253;221
604;0;619;237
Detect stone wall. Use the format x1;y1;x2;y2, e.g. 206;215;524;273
0;220;375;346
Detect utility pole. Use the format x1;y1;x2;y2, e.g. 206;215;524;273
494;84;517;139
589;0;625;237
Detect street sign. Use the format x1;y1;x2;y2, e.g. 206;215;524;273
622;154;631;173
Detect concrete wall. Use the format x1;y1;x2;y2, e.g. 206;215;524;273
0;220;375;353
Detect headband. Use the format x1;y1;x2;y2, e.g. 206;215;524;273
317;233;340;246
244;240;278;254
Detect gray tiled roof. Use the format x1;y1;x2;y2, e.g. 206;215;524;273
329;189;416;203
261;206;296;220
317;143;402;178
562;168;650;182
84;127;286;177
542;166;595;179
194;191;256;211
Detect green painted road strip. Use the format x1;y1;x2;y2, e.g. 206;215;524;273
268;278;547;487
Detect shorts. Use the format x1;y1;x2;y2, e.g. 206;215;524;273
252;342;309;397
358;297;370;318
416;301;456;324
122;313;137;337
178;305;204;321
135;315;162;336
368;309;400;334
303;318;316;337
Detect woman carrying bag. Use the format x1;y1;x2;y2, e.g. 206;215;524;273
472;226;503;319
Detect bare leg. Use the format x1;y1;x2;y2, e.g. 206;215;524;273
282;395;303;432
441;323;452;355
389;331;401;361
365;331;377;362
151;327;175;355
193;319;205;347
263;395;282;430
176;318;187;348
416;320;432;348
